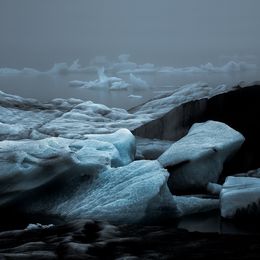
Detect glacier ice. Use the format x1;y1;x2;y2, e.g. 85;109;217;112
0;129;135;207
0;82;252;141
53;160;177;223
158;121;245;193
0;83;257;223
220;176;260;219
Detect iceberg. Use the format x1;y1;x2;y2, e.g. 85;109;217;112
158;121;245;193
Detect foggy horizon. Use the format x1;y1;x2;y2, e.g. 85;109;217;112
1;0;260;70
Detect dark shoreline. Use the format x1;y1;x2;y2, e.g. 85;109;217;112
1;215;260;259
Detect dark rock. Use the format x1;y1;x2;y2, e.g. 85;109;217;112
133;83;260;176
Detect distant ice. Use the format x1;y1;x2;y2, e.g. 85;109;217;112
158;61;257;74
0;54;257;79
69;66;150;91
69;67;130;90
129;73;149;90
128;94;143;99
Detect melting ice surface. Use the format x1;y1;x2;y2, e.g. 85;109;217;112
0;55;259;109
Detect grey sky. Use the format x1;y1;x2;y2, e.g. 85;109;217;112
0;0;260;69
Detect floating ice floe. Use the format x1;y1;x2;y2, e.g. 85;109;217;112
128;94;143;99
69;67;130;90
220;176;260;219
158;121;245;193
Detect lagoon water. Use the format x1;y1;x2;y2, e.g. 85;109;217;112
0;69;259;110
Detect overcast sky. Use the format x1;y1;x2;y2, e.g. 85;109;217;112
0;0;260;69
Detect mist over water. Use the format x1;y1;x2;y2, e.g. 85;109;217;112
0;0;260;108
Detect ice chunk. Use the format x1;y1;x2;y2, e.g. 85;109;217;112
54;160;177;223
128;94;143;99
25;223;54;230
0;130;135;207
175;196;219;216
84;129;136;166
220;176;260;219
158;121;245;193
69;67;129;90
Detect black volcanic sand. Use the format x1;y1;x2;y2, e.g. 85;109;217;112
1;214;260;259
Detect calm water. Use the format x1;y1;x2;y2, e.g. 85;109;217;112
0;70;259;110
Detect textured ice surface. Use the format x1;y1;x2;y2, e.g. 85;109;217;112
53;160;176;223
175;196;219;216
158;121;245;192
0;82;250;140
0;129;135;207
221;176;260;218
0;83;255;222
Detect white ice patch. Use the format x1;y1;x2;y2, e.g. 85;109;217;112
25;223;54;230
128;94;143;99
